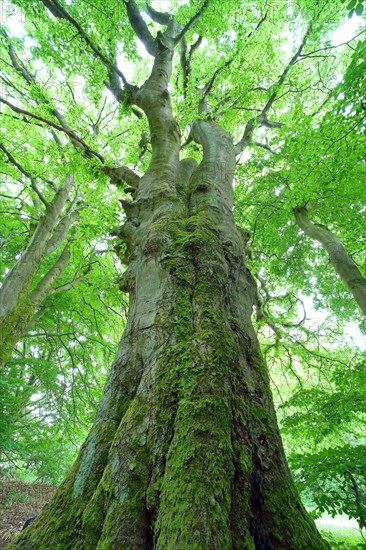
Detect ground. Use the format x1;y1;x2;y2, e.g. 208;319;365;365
0;481;57;549
0;480;364;548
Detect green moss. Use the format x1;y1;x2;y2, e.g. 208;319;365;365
262;476;330;549
0;287;34;365
145;207;243;549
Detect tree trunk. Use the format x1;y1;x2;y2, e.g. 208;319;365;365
7;127;328;550
0;176;77;367
294;205;366;316
7;16;329;549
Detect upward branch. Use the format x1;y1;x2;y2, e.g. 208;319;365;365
294;204;366;316
146;3;171;25
235;21;313;154
174;0;210;44
124;0;156;56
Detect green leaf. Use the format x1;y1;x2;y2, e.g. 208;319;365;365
355;2;364;15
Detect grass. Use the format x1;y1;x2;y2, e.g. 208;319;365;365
317;523;365;549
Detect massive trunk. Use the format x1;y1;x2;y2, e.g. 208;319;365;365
7;17;329;550
7;122;328;549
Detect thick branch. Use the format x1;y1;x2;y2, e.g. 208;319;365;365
124;0;156;56
146;4;171;25
101;165;140;188
294;205;366;316
0;176;73;319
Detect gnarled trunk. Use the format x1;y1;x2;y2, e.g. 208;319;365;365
7;10;329;548
7;128;328;550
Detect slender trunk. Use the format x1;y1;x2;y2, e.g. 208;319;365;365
0;178;76;366
294;205;366;315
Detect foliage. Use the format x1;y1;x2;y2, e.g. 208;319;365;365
0;0;365;528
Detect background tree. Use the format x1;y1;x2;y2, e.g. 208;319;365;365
0;0;364;548
0;23;126;479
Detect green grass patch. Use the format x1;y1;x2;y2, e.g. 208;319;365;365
318;523;365;548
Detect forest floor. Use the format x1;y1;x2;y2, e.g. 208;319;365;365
0;480;364;548
0;480;57;549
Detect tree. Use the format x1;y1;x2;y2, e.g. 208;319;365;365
2;0;365;548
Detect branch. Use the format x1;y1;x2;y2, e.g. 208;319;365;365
146;3;171;25
48;262;93;296
247;9;268;38
44;210;80;256
3;31;95;154
293;204;366;316
124;0;156;56
1;28;34;83
297;28;366;61
202;59;232;98
344;470;366;530
174;0;210;44
235;21;313;155
261;21;313;119
0;142;49;206
0;97;105;163
30;243;72;307
254;141;276;154
40;0;129;84
180;35;202;96
101;165;140;188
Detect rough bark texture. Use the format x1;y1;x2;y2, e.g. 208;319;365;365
294;206;366;316
7;6;330;548
0;177;76;366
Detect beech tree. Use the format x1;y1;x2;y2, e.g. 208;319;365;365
1;0;365;548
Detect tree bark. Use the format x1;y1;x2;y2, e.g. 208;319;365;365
0;176;77;367
294;205;366;316
7;88;328;550
7;9;329;549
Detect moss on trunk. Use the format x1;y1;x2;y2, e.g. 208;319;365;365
0;285;34;367
6;27;328;549
7;151;329;549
